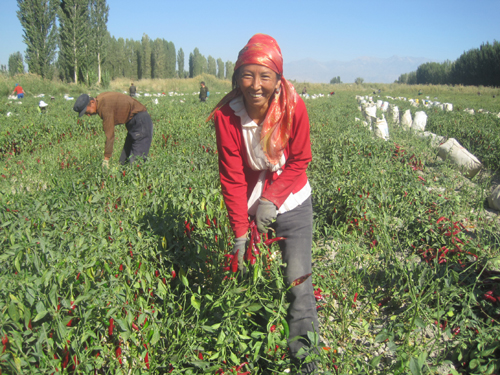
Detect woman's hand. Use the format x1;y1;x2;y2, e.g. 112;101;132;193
256;198;277;233
232;236;247;274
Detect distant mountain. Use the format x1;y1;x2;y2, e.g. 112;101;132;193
283;56;436;84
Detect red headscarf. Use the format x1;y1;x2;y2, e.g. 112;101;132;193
208;34;297;165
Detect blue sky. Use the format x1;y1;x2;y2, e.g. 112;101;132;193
1;0;499;71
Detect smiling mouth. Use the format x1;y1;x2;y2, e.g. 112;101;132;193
250;93;262;98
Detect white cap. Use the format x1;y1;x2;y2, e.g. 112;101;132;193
39;100;48;107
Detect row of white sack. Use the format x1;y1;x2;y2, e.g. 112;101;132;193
355;113;482;180
357;95;500;118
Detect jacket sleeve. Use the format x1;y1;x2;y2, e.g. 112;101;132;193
101;111;115;158
261;98;312;208
214;111;250;238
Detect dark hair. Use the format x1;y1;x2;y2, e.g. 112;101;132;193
232;67;281;90
201;81;205;85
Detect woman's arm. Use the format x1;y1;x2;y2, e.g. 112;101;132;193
214;111;251;238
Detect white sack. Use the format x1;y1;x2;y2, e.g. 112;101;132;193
411;111;428;131
437;138;482;179
444;103;453;112
381;101;389;112
416;131;446;148
487;185;500;211
373;115;390;141
401;109;412;130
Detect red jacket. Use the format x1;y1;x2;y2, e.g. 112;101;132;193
214;96;312;237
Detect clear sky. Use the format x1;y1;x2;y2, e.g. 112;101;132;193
1;0;499;71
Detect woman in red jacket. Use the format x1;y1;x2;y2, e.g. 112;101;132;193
208;34;319;374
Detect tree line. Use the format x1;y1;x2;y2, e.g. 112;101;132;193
11;0;234;85
396;41;500;87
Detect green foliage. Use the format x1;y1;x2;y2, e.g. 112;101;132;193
225;61;234;81
355;77;364;85
177;48;185;78
330;76;342;84
58;0;90;84
216;58;224;80
398;40;500;87
207;56;216;76
17;0;58;79
0;86;499;374
8;52;25;77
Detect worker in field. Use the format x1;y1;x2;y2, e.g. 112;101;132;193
207;33;320;374
73;92;153;168
38;100;48;113
199;81;208;102
129;82;137;97
12;83;24;99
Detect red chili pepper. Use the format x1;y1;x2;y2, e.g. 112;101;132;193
132;323;139;331
171;270;176;278
66;319;72;327
353;292;358;303
198;352;203;360
119;264;124;272
270;325;276;332
231;250;239;273
263;237;286;246
290;273;312;287
28;319;32;330
116;346;122;365
2;335;8;346
109;318;114;336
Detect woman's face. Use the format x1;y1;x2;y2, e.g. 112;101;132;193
237;64;280;115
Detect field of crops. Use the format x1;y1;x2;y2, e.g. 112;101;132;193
1;86;499;374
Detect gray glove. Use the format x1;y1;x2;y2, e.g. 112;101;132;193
232;236;247;274
256;199;277;233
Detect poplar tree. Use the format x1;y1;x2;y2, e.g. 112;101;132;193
58;0;90;83
207;55;216;76
90;0;109;84
177;48;184;78
17;0;58;78
216;58;224;79
225;61;234;81
8;52;25;76
141;34;151;79
166;41;176;78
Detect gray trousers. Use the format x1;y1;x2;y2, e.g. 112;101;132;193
272;196;319;374
119;111;153;165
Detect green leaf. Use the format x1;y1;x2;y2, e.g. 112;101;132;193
191;295;200;311
180;267;189;287
8;302;20;322
150;330;160;346
375;332;389;343
414;317;426;329
229;351;239;365
409;357;421;375
33;310;48;322
370;355;382;368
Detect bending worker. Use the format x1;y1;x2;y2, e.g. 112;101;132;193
208;34;320;374
73;92;153;167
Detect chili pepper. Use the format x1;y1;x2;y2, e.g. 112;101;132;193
198;352;203;360
263;237;286;246
231;250;239;273
270;325;276;332
109;318;114;336
145;351;150;369
116;346;122;365
353;292;358;303
291;273;312;287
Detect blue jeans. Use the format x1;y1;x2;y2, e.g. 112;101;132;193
17;93;24;99
272;196;319;374
120;111;153;165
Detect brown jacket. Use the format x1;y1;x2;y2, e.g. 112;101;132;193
96;92;147;158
